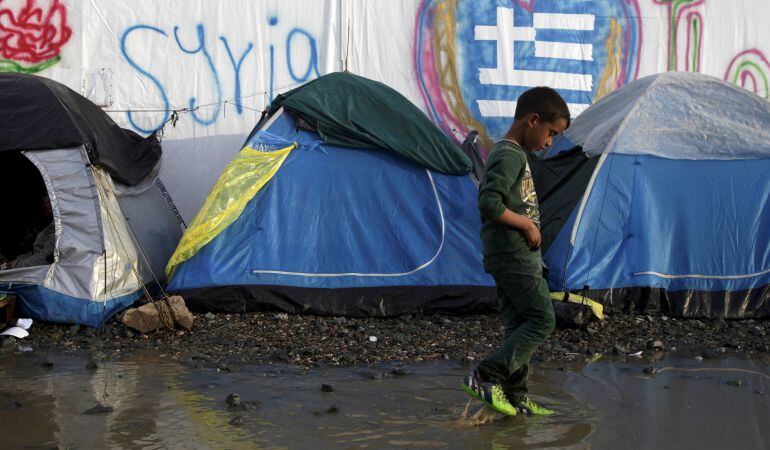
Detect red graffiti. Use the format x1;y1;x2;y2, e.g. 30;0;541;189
0;0;72;64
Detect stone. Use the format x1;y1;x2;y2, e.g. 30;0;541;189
321;384;334;392
122;303;161;333
646;340;664;350
229;415;245;426
361;370;387;380
390;367;411;377
168;296;194;331
226;394;241;408
85;360;98;371
642;366;657;375
326;404;339;413
727;380;743;387
122;297;194;333
83;403;113;414
204;312;216;321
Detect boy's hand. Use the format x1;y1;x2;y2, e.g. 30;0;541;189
522;220;541;250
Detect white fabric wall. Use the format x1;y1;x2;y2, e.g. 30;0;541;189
2;0;768;220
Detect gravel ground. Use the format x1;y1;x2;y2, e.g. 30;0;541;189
3;306;768;368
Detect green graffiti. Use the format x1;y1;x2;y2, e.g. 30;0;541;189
0;56;62;74
732;60;770;99
690;14;701;71
656;0;702;71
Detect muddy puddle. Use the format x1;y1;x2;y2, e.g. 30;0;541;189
0;351;767;449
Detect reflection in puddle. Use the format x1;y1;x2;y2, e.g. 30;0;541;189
0;351;767;449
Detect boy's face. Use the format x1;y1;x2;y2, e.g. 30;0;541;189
523;114;569;151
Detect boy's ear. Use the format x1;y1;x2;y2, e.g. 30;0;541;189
527;113;540;127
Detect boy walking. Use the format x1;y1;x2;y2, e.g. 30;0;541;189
463;87;570;416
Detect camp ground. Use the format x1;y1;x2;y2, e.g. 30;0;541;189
0;2;769;448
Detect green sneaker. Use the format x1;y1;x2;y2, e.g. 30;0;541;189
462;368;518;416
514;395;554;416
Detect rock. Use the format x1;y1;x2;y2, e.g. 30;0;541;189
390;367;411;377
122;303;161;333
168;296;194;331
204;312;216;321
2;337;16;349
647;339;664;349
702;350;719;360
41;360;54;368
122;297;194;333
756;389;765;395
326;404;339;413
642;366;657;375
7;401;23;410
85;360;98;371
274;313;289;321
229;415;245;426
361;370;387;380
613;344;626;355
727;380;743;387
694;355;704;361
226;394;241;408
321;384;334;392
69;325;81;336
83;403;113;414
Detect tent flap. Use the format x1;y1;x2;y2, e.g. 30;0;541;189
265;72;473;175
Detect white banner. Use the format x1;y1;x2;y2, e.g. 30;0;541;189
2;0;768;219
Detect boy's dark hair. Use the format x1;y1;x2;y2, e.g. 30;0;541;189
514;86;571;126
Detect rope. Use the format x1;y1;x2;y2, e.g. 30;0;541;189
91;168;178;330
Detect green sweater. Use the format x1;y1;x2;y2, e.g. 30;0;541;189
478;140;540;258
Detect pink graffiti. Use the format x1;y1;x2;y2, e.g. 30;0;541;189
514;0;535;13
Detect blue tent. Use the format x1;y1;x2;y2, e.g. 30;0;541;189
534;72;770;318
167;74;495;315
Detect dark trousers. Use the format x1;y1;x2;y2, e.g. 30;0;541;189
477;253;555;402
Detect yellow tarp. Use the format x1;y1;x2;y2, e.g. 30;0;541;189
165;144;295;276
550;292;604;320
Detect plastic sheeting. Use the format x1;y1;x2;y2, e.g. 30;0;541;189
0;74;161;186
564;72;770;160
166;138;295;275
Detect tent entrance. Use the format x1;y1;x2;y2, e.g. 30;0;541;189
0;152;55;269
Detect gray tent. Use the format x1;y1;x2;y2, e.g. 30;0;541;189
0;74;182;327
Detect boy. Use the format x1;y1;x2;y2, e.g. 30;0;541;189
463;87;570;416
